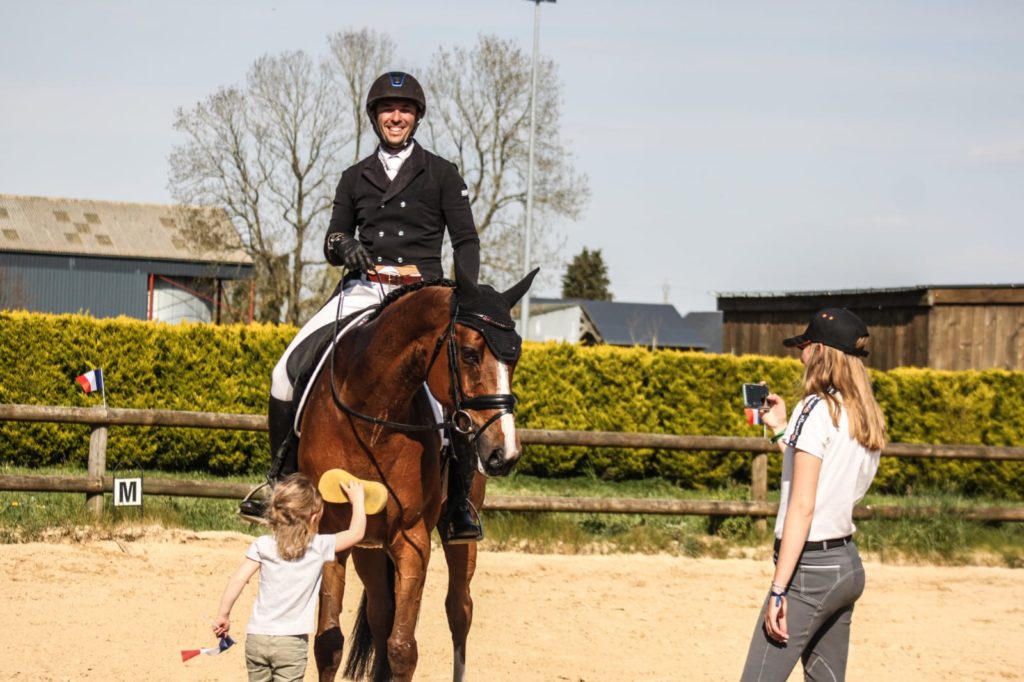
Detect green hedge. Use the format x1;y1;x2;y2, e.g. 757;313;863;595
1;312;1021;498
0;312;292;475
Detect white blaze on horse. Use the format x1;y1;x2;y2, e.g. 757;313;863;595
298;265;538;682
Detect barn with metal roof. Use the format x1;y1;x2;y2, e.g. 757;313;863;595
525;297;718;351
0;194;253;323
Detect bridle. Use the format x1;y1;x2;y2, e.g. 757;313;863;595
327;286;518;443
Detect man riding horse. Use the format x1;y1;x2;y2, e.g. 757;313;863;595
241;71;485;543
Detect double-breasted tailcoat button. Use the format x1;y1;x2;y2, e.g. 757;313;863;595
376;256;383;263
397;257;404;263
398;230;405;236
400;201;406;208
378;231;384;237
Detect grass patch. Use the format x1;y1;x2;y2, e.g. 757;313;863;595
2;466;1022;566
0;464;261;543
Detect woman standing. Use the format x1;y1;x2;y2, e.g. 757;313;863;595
740;308;886;682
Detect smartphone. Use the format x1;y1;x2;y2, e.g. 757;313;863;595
742;383;769;409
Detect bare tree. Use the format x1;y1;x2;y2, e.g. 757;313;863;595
423;35;589;287
326;29;396;164
169;51;349;324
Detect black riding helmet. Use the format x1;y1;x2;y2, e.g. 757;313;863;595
366;71;426;146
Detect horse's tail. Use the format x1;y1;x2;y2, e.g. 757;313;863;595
343;559;396;682
342;591;374;680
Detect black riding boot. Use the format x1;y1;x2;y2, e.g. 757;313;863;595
266;396;300;483
439;432;484;544
239;397;298;520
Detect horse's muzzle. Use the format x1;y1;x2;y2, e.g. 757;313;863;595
479;444;521;477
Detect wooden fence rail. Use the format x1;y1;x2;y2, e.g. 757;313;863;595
2;403;1023;522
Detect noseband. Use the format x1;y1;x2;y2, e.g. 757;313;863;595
328;292;517;442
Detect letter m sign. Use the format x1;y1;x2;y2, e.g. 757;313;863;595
113;477;143;507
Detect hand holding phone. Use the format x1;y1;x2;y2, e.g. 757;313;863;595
742;383;769;409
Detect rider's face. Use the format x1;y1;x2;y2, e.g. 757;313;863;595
375;99;418;148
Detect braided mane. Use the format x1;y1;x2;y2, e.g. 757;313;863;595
362;278;455;324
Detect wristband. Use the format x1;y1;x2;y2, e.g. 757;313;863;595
769;430;786;444
769;589;787;607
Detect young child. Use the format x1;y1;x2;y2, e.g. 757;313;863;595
213;472;366;681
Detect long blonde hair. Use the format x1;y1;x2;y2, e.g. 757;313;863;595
802;337;886;451
266;473;323;561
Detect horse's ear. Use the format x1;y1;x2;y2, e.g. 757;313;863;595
501;268;540;308
454;259;481;299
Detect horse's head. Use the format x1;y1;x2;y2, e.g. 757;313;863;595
427;265;539;477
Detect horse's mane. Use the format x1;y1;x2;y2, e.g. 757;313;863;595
362;278;455;324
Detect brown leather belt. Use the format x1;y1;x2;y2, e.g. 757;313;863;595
367;271;423;286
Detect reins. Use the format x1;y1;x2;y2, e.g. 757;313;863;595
326;282;517;441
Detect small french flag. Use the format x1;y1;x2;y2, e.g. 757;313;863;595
744;407;762;426
75;369;104;394
181;635;235;662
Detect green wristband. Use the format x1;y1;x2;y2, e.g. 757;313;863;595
770;430;786;444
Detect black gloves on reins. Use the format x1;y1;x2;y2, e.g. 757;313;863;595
327;233;374;273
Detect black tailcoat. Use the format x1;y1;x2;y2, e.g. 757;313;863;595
324;142;480;282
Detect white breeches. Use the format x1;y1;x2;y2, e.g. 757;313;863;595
270;278;397;402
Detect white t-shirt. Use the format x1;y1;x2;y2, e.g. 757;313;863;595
774;393;881;541
244;534;336;636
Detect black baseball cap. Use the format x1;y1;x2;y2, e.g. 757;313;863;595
783;307;870;357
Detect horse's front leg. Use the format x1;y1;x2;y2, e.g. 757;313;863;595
314;552;349;681
443;474;485;682
387;525;432;682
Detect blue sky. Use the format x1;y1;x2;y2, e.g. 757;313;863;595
2;1;1022;313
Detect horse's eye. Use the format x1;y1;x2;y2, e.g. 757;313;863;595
460;347;480;365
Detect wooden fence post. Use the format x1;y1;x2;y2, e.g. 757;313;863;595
86;422;108;517
751;452;768;534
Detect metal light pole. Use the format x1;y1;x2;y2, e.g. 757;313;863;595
520;0;555;336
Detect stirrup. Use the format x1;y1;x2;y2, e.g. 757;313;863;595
439;500;484;545
237;481;271;526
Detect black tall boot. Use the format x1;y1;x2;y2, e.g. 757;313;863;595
239;397;298;521
266;396;299;483
439;432;483;544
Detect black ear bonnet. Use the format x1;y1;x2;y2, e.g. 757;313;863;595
455;284;523;363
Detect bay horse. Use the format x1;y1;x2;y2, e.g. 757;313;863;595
297;265;538;681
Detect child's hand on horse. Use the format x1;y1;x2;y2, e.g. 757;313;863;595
343;480;366;508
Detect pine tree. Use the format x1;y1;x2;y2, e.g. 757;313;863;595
561;247;612;300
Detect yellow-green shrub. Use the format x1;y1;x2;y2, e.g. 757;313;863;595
1;313;1021;497
0;311;292;474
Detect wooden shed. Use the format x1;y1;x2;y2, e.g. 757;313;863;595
717;285;1024;371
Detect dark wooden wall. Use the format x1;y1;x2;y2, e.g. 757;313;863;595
719;287;1024;371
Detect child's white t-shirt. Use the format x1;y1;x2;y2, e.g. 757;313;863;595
774;393;881;541
245;534;336;636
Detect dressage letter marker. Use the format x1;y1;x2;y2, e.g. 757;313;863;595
113;477;142;507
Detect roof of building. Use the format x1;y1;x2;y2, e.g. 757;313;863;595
716;284;1024;311
532;297;709;350
0;194;250;265
717;283;1024;298
680;311;723;353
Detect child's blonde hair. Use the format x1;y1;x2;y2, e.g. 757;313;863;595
267;473;323;561
802;338;887;451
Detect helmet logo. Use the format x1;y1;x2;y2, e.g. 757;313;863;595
388;72;406;87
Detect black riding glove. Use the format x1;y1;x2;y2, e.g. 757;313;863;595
327;233;374;272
